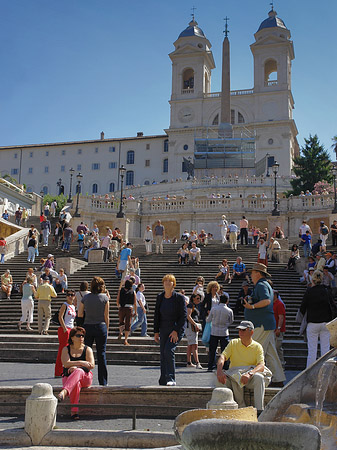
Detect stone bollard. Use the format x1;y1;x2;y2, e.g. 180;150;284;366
206;387;238;410
25;383;57;445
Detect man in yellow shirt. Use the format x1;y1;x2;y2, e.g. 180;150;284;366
216;320;269;411
35;278;57;335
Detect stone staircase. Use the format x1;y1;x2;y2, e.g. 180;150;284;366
0;235;320;370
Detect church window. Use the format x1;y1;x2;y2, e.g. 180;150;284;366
62;150;66;155
45;151;49;156
109;146;115;152
182;68;194;89
45;166;49;173
95;148;99;153
28;168;33;174
109;182;115;192
92;163;100;170
109;162;117;169
127;150;135;165
92;183;98;194
29;152;33;157
78;149;82;154
264;59;278;86
146;143;150;150
238;112;245;124
11;168;18;175
42;186;48;195
183;145;189;151
163;158;168;173
61;165;65;172
212;114;219;126
14;153;18;159
26;186;33;193
126;170;134;186
164;139;169;152
77;164;81;171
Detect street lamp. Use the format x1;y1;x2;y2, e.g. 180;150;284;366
67;167;75;202
332;166;337;214
74;173;83;217
56;178;62;195
272;161;280;216
116;165;127;218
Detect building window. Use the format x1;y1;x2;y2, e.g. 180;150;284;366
42;186;48;195
109;162;117;169
11;168;18;175
14;153;18;159
46;151;49;156
62;150;66;155
28;168;33;174
78;149;82;154
109;182;115;192
126;171;134;186
77;164;81;171
183;144;189;151
95;148;98;153
163;158;168;173
92;163;100;170
146;143;150;150
92;183;98;194
145;160;150;167
164;139;169;152
238;112;245;124
264;58;278;86
26;186;33;192
109;146;115;152
127;150;135;165
182;68;194;89
212;114;219;126
144;180;150;185
29;152;33;158
45;166;49;173
60;165;65;172
231;109;235;125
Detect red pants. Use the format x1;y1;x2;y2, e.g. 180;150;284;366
55;327;71;376
62;368;93;414
258;257;268;267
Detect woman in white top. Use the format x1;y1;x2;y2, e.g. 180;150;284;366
130;283;148;336
257;237;268;266
18;276;36;331
177;243;189;265
220;215;228;243
55;289;76;377
143;226;153;255
215;259;230;283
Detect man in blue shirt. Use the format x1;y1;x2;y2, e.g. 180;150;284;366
2;210;9;221
243;262;285;387
229;257;250;283
301;230;312;258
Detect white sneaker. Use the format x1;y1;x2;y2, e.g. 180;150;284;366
166;381;176;386
186;362;196;368
196;363;204;369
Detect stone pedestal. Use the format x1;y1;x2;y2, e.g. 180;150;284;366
88;249;104;263
25;383;57;445
206;388;238;410
55;257;87;275
267;215;286;237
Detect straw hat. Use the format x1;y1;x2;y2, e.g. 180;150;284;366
248;262;271;278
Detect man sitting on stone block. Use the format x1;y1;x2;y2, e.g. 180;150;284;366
216;320;271;412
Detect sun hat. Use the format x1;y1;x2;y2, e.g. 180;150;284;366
248;262;271;278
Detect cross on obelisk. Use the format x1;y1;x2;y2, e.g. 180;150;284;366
191;6;196;21
224;16;229;37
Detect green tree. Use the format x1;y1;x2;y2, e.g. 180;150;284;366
43;193;67;215
290;134;332;196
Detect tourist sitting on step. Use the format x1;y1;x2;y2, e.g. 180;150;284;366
267;237;281;261
189;242;201;265
272;226;285;239
198;229;208;247
229;257;250;284
54;268;68;293
311;238;323;257
301;256;316;284
1;269;13;300
181;230;190;241
26;268;38;288
286;244;300;270
57;326;95;420
177;243;189;265
83;235;101;260
216;320;271;412
234;281;253;316
188;230;198;248
40;267;53;285
215;259;230;283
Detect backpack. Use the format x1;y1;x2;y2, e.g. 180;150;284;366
321;226;329;235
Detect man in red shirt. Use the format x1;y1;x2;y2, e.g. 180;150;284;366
273;290;286;370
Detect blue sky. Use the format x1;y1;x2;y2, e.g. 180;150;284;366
1;0;336;157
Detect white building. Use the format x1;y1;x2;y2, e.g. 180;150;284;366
0;7;298;196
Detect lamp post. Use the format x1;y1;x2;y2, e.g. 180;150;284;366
67;168;75;202
117;165;126;218
74;173;83;217
56;178;62;195
272;161;280;216
332;166;337;214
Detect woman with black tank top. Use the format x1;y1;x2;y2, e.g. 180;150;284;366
116;279;137;345
57;326;95;420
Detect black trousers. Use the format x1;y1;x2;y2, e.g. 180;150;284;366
240;228;248;245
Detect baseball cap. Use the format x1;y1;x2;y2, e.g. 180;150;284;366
236;320;254;330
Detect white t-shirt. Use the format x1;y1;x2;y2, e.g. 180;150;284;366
136;291;146;307
299;224;310;235
63;303;76;328
258;242;267;258
190;247;200;259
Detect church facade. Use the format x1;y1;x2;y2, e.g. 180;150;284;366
0;8;298;196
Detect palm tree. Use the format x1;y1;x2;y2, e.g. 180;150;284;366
332;136;337;159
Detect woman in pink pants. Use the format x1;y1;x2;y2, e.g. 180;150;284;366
57;326;95;420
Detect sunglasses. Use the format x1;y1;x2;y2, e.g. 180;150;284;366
75;334;85;338
67;293;75;296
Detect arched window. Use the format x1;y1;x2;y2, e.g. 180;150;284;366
109;182;115;192
92;183;98;194
126;171;134;186
164;139;169;152
127;150;135;165
144;180;150;185
182;68;194;89
264;59;278;86
42;186;48;195
238;112;245;124
163;158;168;173
212;114;219;126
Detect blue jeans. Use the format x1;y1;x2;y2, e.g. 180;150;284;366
63;236;71;251
131;307;147;336
208;335;229;371
303;243;311;257
78;241;84;254
0;253;5;264
159;328;183;385
42;229;49;245
84;322;108;386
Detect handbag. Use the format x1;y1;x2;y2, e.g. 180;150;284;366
201;321;212;347
51;306;66;326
